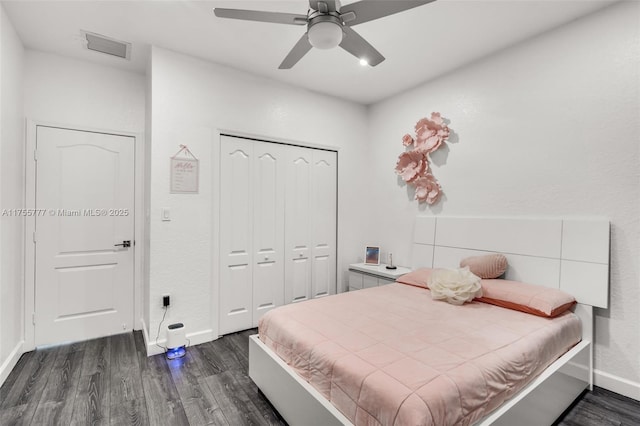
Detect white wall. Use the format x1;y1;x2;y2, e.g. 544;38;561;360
0;3;25;385
148;47;369;351
24;51;145;133
368;1;640;396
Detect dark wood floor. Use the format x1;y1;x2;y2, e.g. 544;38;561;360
0;329;285;426
1;330;638;425
556;386;640;426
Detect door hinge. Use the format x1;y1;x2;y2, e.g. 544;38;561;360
33;231;36;243
33;150;38;161
32;312;35;325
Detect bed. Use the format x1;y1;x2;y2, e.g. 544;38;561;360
249;216;610;426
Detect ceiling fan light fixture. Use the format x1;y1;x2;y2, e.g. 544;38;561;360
308;21;343;50
359;58;369;66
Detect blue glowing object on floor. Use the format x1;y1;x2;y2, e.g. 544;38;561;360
166;345;186;360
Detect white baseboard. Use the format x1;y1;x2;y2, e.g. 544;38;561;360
594;369;640;401
140;317;151;355
142;324;217;357
0;340;24;387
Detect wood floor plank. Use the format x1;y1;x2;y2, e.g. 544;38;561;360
0;352;34;401
0;348;58;410
221;334;249;371
586;388;640;425
55;340;87;355
136;350;189;426
227;368;286;425
0;403;30;426
0;347;58;426
211;338;244;371
190;343;225;377
204;370;267;426
559;403;622;426
81;336;112;371
30;349;84;425
109;398;150;426
70;336;111;426
167;350;227;425
110;332;146;404
557;387;640;426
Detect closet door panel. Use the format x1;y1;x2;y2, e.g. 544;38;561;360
311;150;337;298
284;146;312;303
252;143;285;324
219;136;253;334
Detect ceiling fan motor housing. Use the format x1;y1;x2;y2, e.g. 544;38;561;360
307;14;344;49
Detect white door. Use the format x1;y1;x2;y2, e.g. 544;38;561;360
284;146;313;304
311;150;337;298
219;136;254;334
252;142;285;324
35;126;135;346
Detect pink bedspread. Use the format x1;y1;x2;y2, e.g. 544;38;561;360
259;283;581;426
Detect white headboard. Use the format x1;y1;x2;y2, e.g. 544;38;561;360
412;216;610;308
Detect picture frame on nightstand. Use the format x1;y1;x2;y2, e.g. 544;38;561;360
365;246;380;265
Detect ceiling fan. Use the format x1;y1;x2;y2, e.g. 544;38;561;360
214;0;435;69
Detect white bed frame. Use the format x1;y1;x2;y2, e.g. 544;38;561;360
249;216;610;426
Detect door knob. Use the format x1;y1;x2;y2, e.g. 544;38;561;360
114;240;131;248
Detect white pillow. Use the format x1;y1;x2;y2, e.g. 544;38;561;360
428;267;482;305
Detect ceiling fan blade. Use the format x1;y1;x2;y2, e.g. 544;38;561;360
214;8;307;25
340;0;436;26
339;26;385;66
279;34;313;69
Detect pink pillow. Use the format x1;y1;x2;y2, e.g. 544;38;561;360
460;254;508;279
476;279;576;318
395;268;434;289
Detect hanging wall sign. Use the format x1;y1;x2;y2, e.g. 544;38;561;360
170;145;199;194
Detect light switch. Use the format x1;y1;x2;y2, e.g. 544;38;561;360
162;208;171;221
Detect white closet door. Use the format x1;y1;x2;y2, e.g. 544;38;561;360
311;150;337;298
252;142;285;324
219;136;254;334
284;146;313;304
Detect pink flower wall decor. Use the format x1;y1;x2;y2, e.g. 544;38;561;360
402;134;414;147
395;151;427;183
413;173;442;204
396;112;452;205
414;112;450;153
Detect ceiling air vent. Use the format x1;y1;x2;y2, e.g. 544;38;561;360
81;31;131;60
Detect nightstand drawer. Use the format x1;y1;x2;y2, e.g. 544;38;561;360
363;274;378;289
348;271;363;289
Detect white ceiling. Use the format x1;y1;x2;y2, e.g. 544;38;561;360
3;0;617;104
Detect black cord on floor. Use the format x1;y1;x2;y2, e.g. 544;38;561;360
155;306;168;352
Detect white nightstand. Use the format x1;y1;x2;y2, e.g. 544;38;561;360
348;263;412;291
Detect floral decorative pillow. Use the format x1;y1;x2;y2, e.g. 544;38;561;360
428;267;482;305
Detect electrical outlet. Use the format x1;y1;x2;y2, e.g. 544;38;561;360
163;294;170;307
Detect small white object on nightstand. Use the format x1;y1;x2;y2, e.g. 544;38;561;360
348;263;412;291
